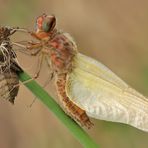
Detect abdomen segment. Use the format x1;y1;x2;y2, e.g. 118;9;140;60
55;73;93;129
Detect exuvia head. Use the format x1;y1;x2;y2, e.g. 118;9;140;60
36;13;56;33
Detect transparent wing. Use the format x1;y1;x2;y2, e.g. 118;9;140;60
66;53;148;132
73;53;128;89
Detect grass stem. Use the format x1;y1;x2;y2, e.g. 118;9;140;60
18;71;99;148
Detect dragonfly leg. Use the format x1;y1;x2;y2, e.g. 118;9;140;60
33;53;44;79
17;53;44;85
45;55;54;79
27;42;42;49
12;41;42;56
28;31;42;41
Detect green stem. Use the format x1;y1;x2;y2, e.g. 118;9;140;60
18;71;99;148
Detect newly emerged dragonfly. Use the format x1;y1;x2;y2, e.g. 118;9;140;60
0;26;23;103
17;14;148;132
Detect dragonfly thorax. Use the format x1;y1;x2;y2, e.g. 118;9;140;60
49;32;77;74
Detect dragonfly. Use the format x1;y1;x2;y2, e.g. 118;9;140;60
16;13;148;132
0;26;23;103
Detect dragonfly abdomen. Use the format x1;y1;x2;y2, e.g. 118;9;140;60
55;73;93;129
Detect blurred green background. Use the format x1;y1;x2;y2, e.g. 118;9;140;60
1;0;148;148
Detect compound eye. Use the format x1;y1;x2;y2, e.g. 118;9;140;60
35;14;56;32
42;15;56;32
36;16;43;29
36;13;47;30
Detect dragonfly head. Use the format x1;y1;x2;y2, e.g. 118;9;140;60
36;13;56;33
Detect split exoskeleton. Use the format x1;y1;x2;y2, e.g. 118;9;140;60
0;26;23;103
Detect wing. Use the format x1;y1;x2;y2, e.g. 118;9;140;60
66;53;148;132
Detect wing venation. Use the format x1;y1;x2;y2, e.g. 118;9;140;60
66;53;148;132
